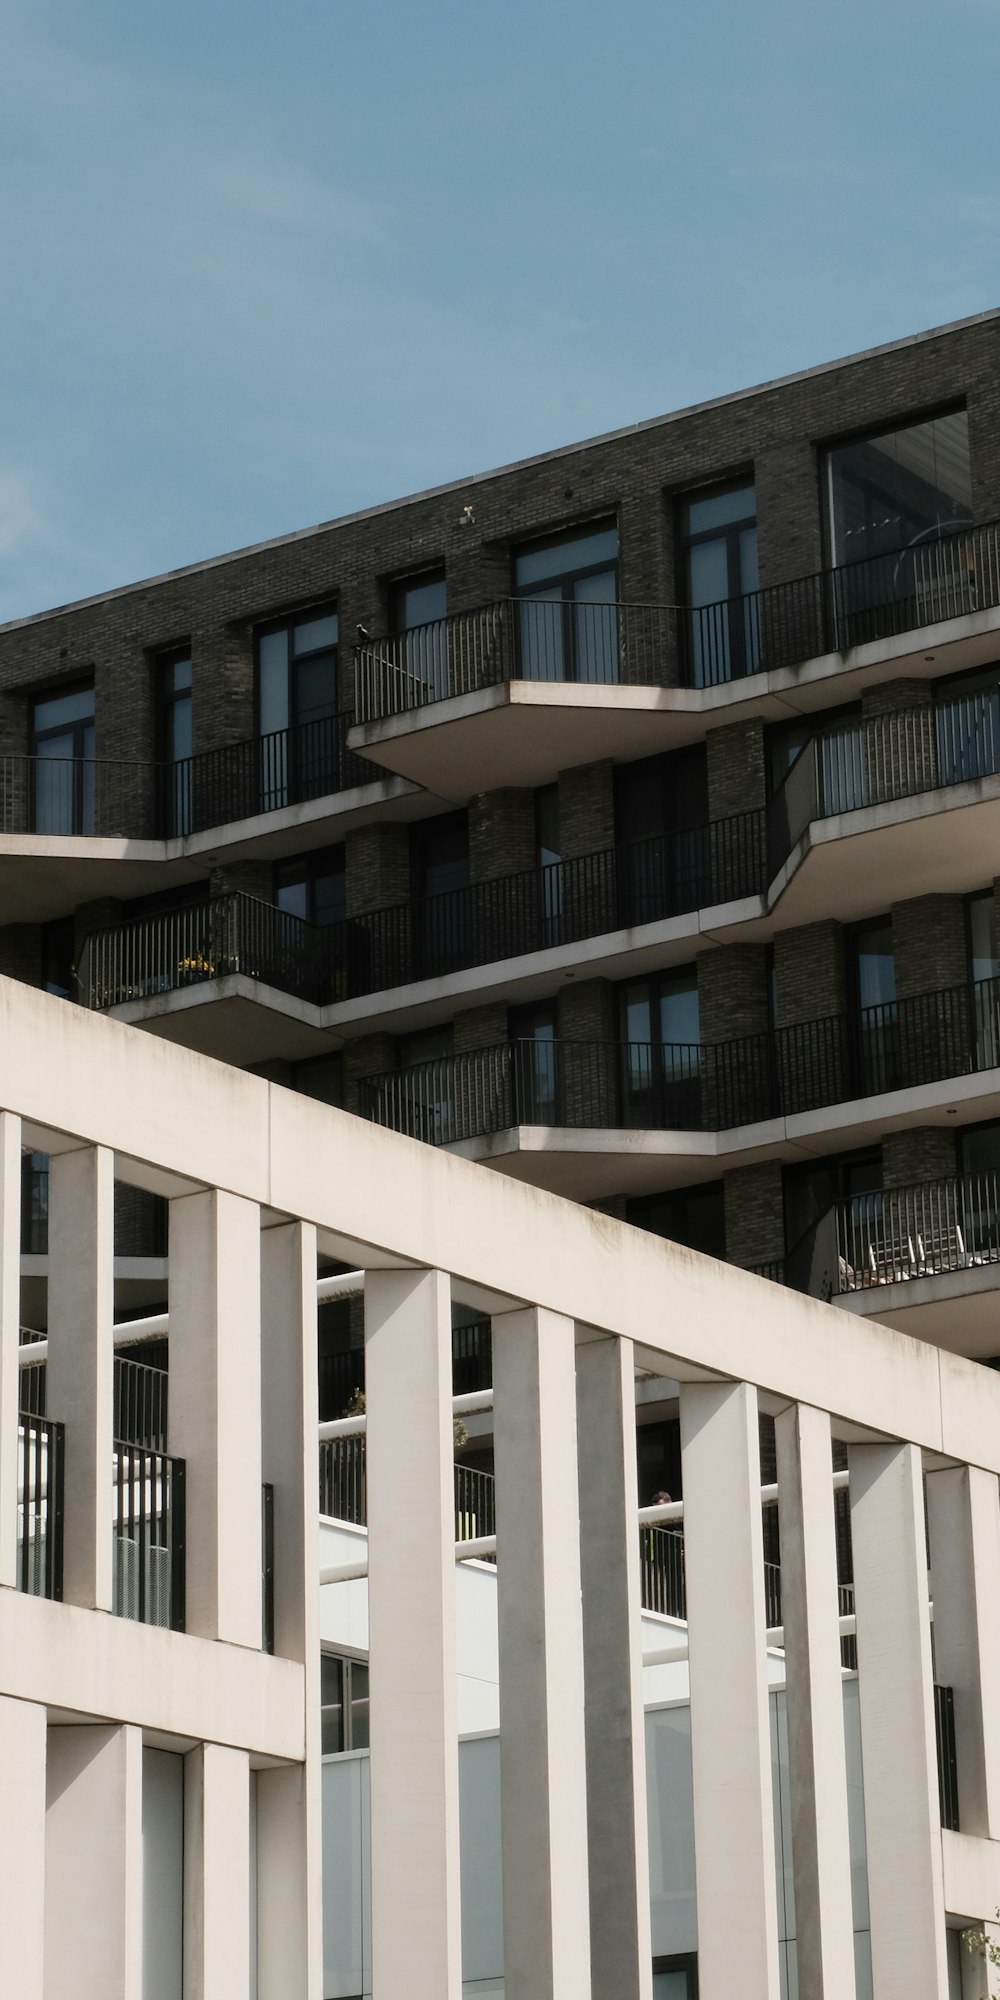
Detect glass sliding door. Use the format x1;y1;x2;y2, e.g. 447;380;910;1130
514;521;619;683
823;408;973;642
31;684;95;834
158;653;192;836
256;606;339;811
679;481;759;687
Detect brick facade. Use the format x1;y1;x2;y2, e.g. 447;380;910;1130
705;720;766;822
344;824;410;917
468;791;536;883
723;1163;785;1270
557;763;615;860
882;1126;958;1188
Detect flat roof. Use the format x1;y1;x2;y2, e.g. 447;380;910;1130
3;305;998;636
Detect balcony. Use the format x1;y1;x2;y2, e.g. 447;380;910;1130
17;1410;64;1600
349;523;1000;792
359;974;1000;1158
79;891;338;1064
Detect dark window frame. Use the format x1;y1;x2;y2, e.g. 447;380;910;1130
253;601;341;734
653;1952;699;1997
676;475;758;684
30;678;96;835
818;400;972;572
273;843;346;929
512;517;620;685
155;648;193;836
320;1650;370;1755
389;565;447;632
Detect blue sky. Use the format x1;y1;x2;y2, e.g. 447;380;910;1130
1;0;998;620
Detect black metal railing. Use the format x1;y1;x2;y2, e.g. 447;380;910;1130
769;683;1000;876
360;976;1000;1149
81;892;337;1011
262;1482;275;1655
319;1432;366;1523
0;753;161;839
17;1413;64;1599
353;524;1000;719
640;1524;686;1618
112;1443;185;1630
934;1683;960;1830
452;1319;492;1394
114;1353;168;1451
167;713;375;836
325;811;765;1003
832;1170;1000;1297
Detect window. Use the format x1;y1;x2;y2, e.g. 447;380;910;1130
824;408;972;571
390;568;448;700
290;1053;344;1109
157;652;193;836
411;813;470;977
31;683;95;834
320;1652;369;1754
534;787;563;942
968;892;1000;1068
514;521;619;683
678;479;758;686
848;917;897;1094
652;1955;698;1999
274;845;346;928
783;1148;882;1263
510;1001;558;1122
42;917;74;999
627;1182;725;1261
619;969;701;1127
636;1417;681;1507
396;1025;455;1143
256;606;339;809
614;748;710;921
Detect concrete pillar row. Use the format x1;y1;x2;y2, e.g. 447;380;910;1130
0;1111;21;1589
492;1305;592;2000
849;1440;948;2000
575;1332;652;2000
46;1143;116;1611
774;1402;857;1999
168;1187;263;1647
365;1267;462;2000
679;1377;781;1998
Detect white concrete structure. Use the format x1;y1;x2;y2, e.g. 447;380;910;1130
4;974;1000;1995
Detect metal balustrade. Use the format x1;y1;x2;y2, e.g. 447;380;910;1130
167;713;374;836
934;1684;960;1830
0;752;161;839
359;977;1000;1148
80;891;335;1011
768;682;1000;875
353;521;1000;720
114;1353;168;1452
833;1170;1000;1296
112;1442;185;1630
17;1412;64;1600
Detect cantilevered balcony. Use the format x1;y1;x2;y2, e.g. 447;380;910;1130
361;976;1000;1148
349;523;1000;791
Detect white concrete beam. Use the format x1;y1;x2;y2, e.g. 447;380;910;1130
365;1266;462;2000
183;1741;251;2000
492;1305;592;2000
575;1332;652;2000
169;1188;263;1646
46;1144;115;1611
0;1112;21;1588
849;1440;948;1998
927;1465;1000;1841
680;1378;781;1997
0;1695;46;2000
44;1722;143;2000
774;1401;856;1999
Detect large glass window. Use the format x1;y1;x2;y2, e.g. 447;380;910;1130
619;969;701;1127
274;845;346;928
678;479;759;687
411;812;470;977
627;1181;725;1261
614;747;710;920
514;521;619;684
158;652;192;836
510;1001;558;1123
824;409;972;570
390;568;448;700
848;917;897;1094
31;683;95;834
256;606;339;809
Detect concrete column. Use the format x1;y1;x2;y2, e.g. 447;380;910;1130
849;1440;948;1998
575;1332;652;2000
0;1111;20;1588
183;1742;251;2000
926;1464;1000;1840
774;1402;856;1999
44;1722;143;2000
46;1144;115;1610
680;1378;780;1998
169;1188;262;1646
492;1305;591;2000
0;1696;46;2000
257;1219;322;2000
365;1267;462;2000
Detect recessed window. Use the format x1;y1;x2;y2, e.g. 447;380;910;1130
514;520;619;684
510;1001;558;1122
619;969;701;1127
824;408;972;570
678;479;758;686
42;917;75;1000
157;651;193;836
391;569;447;632
652;1955;698;1999
274;845;346;928
31;683;95;835
627;1182;725;1262
389;570;449;700
256;606;340;809
321;1652;370;1754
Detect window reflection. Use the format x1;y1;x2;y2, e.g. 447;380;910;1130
678;481;759;687
514;522;619;684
